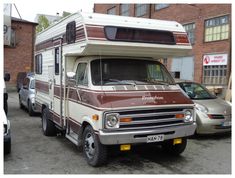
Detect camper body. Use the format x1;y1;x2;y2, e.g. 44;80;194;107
35;12;196;166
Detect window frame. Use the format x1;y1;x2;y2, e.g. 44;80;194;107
183;23;196;45
120;4;130;16
55;47;60;75
135;4;147;17
35;54;42;74
154;4;169;11
66;21;76;44
204;15;230;42
75;62;88;86
107;6;116;15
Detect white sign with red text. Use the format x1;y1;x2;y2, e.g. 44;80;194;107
203;54;228;66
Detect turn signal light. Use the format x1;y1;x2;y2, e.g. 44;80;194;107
120;117;132;123
92;114;99;121
175;113;184;119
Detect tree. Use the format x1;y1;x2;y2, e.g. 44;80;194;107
62;11;71;18
36;15;50;33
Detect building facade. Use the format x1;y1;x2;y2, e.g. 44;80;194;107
94;4;231;96
4;17;38;90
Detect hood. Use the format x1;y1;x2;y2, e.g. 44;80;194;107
75;89;193;109
194;98;231;115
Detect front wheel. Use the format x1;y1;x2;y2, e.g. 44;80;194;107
82;125;107;167
162;138;187;156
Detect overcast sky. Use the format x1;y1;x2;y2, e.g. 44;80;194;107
5;0;94;22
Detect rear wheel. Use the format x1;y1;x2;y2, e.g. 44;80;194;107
162;138;187;156
28;100;35;116
4;138;11;154
42;107;57;136
82;125;107;167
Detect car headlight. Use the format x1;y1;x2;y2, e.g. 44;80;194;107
184;110;193;122
195;103;208;114
105;113;119;129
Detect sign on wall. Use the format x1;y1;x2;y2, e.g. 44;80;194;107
203;53;228;66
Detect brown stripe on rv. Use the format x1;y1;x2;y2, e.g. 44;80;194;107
67;88;193;109
35;80;49;94
86;25;106;39
35;26;86;51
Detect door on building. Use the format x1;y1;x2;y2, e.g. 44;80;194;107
171;56;194;81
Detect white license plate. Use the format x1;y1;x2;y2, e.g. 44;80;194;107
147;134;164;143
222;121;231;127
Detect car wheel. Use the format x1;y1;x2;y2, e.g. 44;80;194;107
19;95;23;109
82;125;107;167
28;100;35;116
4;138;11;154
42;107;57;136
162;138;187;156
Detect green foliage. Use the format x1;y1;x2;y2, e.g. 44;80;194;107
62;11;71;18
36;15;50;33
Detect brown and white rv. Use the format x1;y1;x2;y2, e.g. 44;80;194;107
35;12;196;166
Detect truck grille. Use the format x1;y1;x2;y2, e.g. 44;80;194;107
104;107;192;131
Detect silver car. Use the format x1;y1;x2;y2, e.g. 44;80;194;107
19;74;37;116
177;81;231;134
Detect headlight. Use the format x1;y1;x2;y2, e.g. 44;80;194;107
195;103;208;114
184;110;193;122
31;97;35;104
105;113;119;129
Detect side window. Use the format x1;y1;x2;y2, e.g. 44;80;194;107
66;21;76;44
23;78;30;90
75;63;88;86
35;54;42;74
55;47;60;75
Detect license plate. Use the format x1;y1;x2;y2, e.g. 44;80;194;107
147;134;164;143
222;121;231;127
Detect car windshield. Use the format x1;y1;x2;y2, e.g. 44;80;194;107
30;79;35;89
91;59;175;86
178;82;216;100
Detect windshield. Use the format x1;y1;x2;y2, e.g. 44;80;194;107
91;59;174;86
178;82;216;100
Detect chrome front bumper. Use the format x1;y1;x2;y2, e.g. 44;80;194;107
98;123;196;145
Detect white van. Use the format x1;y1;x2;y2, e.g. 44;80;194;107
35;12;196;166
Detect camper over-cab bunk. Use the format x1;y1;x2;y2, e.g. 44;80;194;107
35;12;196;166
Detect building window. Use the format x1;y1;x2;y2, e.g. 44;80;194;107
203;65;227;85
10;28;16;47
55;47;60;75
120;4;130;16
35;54;42;74
204;15;229;42
107;6;116;15
66;21;76;44
155;4;169;10
183;23;195;45
135;4;147;17
203;54;228;85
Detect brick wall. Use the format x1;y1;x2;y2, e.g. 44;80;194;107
4;20;37;90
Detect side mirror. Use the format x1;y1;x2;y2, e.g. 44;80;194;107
4;73;10;82
66;72;76;86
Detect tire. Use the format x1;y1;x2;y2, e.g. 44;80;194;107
19;95;23;109
4;138;11;154
42;108;57;136
162;138;187;156
82;125;107;167
28;100;35;116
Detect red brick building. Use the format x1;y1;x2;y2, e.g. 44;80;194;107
94;4;231;96
4;17;38;90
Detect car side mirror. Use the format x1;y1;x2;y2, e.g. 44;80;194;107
66;72;76;86
4;73;10;82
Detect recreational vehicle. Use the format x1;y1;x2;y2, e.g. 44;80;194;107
35;12;196;166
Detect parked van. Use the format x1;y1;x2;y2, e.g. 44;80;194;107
35;12;196;166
